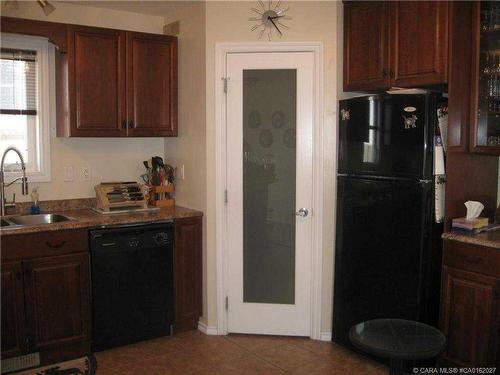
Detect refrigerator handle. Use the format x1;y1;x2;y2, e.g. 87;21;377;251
419;179;433;185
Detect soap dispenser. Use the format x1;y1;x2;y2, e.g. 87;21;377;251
30;187;40;215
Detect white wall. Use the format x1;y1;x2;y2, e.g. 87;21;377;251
2;1;166;202
204;1;338;334
161;1;208;323
3;0;341;336
162;2;207;213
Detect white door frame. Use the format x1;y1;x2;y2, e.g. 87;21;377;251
214;42;324;339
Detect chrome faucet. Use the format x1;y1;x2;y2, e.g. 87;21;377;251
0;147;28;216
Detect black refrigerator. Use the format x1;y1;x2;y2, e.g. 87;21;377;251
332;93;445;348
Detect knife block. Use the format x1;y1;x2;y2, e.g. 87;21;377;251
95;182;148;212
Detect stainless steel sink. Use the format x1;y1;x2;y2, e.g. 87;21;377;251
0;219;11;227
3;214;72;227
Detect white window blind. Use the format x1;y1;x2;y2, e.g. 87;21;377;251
0;48;38;115
0;35;51;182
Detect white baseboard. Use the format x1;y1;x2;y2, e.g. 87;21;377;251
319;331;332;341
198;321;218;335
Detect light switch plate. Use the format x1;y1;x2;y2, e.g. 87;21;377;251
63;166;74;182
81;165;90;181
179;165;185;180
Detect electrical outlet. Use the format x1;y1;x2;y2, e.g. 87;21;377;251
63;166;74;182
81;165;90;181
179;165;185;180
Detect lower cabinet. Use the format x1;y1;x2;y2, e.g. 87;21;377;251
440;240;500;367
1;261;26;358
174;216;203;333
1;230;90;363
23;253;90;352
1;216;203;364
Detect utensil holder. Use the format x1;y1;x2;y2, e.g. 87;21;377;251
149;184;175;208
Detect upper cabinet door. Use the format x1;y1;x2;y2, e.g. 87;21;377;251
447;1;474;152
126;32;178;137
389;1;449;87
343;1;390;92
67;26;126;136
470;1;500;154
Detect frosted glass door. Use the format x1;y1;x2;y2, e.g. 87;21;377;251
243;69;296;304
226;52;314;336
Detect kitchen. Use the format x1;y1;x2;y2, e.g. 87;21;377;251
0;1;499;375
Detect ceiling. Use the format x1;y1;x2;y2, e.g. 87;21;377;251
61;1;187;17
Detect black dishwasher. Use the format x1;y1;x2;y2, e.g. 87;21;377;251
90;222;174;351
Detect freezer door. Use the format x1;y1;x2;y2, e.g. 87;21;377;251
338;95;432;179
338;95;384;176
381;95;430;179
332;176;429;346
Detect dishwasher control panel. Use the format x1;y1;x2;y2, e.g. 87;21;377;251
90;222;174;252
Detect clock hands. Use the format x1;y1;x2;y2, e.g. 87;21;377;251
250;1;290;40
267;15;282;35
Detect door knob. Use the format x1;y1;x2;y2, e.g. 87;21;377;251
295;208;309;217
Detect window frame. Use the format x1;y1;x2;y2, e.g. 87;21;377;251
1;34;51;183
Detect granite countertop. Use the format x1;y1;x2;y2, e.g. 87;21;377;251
0;206;202;236
442;228;500;250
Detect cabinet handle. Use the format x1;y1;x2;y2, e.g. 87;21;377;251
382;68;387;78
129;120;134;128
122;120;127;129
389;69;395;79
45;240;67;249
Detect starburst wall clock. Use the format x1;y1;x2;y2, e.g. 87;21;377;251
249;1;291;41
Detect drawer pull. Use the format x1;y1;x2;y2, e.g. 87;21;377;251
463;254;482;264
46;240;67;249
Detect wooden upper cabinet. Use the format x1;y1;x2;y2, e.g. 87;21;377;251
343;1;449;92
57;25;177;137
23;253;90;352
447;1;473;151
343;1;389;92
390;1;448;87
446;1;500;155
64;26;126;137
1;261;26;359
126;32;178;137
469;2;500;155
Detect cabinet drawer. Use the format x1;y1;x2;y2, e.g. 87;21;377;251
443;239;500;278
1;229;88;261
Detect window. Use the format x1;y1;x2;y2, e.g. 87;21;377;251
0;35;51;182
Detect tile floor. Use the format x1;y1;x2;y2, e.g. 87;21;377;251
94;330;387;374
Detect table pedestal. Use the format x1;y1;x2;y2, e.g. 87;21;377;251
389;359;404;375
349;319;446;375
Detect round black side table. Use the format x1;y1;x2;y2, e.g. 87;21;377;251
349;319;446;375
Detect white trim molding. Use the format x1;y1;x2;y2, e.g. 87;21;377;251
198;321;218;336
1;34;52;183
319;331;332;342
215;42;325;340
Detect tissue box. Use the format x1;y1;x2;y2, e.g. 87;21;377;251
452;217;489;231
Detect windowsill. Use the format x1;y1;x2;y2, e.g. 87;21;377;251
3;171;51;183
